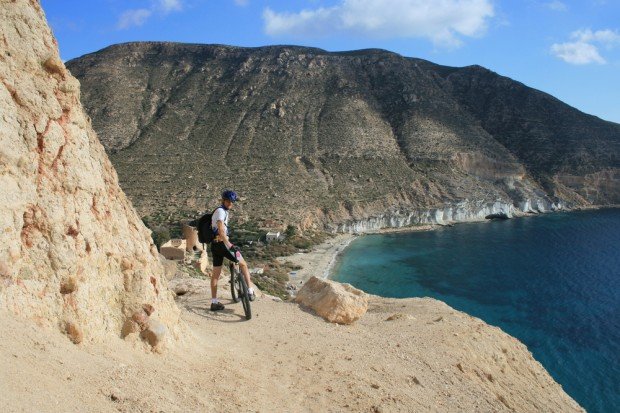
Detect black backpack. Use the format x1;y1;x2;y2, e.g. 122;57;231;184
194;207;225;245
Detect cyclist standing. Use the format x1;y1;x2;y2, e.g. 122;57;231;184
210;190;256;311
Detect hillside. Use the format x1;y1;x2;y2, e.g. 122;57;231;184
66;42;620;230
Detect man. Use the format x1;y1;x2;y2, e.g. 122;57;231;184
210;190;255;311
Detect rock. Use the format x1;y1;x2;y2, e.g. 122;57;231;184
168;277;209;296
0;261;10;278
140;319;167;347
386;313;406;321
295;276;368;324
131;310;149;328
485;212;510;220
0;2;179;343
64;321;83;344
59;277;78;294
142;304;155;316
121;319;140;338
159;254;178;280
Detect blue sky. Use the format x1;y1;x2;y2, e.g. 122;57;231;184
42;0;620;123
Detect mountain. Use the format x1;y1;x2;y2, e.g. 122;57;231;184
66;42;620;231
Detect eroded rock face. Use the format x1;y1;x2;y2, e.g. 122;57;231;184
295;276;368;324
0;1;179;344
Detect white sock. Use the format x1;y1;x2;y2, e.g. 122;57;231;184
211;298;219;304
248;287;254;295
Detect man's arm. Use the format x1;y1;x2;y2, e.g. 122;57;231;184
217;220;232;249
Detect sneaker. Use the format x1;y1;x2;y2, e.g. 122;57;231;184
248;291;256;302
210;302;225;311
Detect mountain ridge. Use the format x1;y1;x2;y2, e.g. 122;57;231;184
66;42;619;230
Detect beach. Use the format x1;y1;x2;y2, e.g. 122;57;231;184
281;225;436;286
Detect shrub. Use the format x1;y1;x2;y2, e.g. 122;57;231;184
151;227;171;251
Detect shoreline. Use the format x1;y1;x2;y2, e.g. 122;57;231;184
281;224;438;287
284;205;620;287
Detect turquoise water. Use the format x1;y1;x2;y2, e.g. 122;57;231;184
331;209;620;413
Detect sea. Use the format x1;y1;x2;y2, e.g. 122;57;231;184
331;208;620;413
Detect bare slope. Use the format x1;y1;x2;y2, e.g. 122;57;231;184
0;1;179;343
66;42;619;229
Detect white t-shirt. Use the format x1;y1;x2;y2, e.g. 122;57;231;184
211;207;228;236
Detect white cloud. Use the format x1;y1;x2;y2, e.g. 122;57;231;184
551;28;620;65
234;0;249;6
117;0;183;30
158;0;183;13
571;29;620;46
117;9;152;29
544;1;567;12
263;0;495;48
551;42;606;64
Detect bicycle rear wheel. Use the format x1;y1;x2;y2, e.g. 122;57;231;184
229;263;239;303
237;270;252;320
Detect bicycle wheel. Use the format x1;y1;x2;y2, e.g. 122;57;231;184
229;263;239;303
237;269;252;320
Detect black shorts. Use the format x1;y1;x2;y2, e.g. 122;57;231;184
210;241;238;267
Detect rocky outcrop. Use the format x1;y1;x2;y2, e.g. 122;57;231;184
332;198;566;233
295;276;368;324
0;1;179;345
66;42;619;230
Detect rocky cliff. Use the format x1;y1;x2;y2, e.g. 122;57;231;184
66;42;619;231
0;1;179;344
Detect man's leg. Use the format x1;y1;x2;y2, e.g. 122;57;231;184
210;244;226;310
211;265;222;300
237;259;256;300
239;260;252;289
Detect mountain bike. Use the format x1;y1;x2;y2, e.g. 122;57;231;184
228;247;251;320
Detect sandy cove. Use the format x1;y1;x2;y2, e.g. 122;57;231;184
281;225;436;286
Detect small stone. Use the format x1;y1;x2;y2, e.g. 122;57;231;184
131;310;149;328
0;261;10;278
140;319;167;347
120;258;133;271
65;321;83;344
60;277;77;294
142;304;155;316
386;313;405;321
43;56;64;76
371;383;380;389
121;319;140;338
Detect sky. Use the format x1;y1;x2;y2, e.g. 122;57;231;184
41;0;620;123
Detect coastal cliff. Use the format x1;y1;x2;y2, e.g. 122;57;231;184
333;198;565;232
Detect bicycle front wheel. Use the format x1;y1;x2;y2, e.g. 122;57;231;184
237;270;252;320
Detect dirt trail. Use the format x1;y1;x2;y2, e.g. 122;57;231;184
1;282;583;412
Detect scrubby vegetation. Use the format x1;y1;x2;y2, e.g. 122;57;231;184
142;212;332;298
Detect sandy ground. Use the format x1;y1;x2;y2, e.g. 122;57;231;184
0;269;584;413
